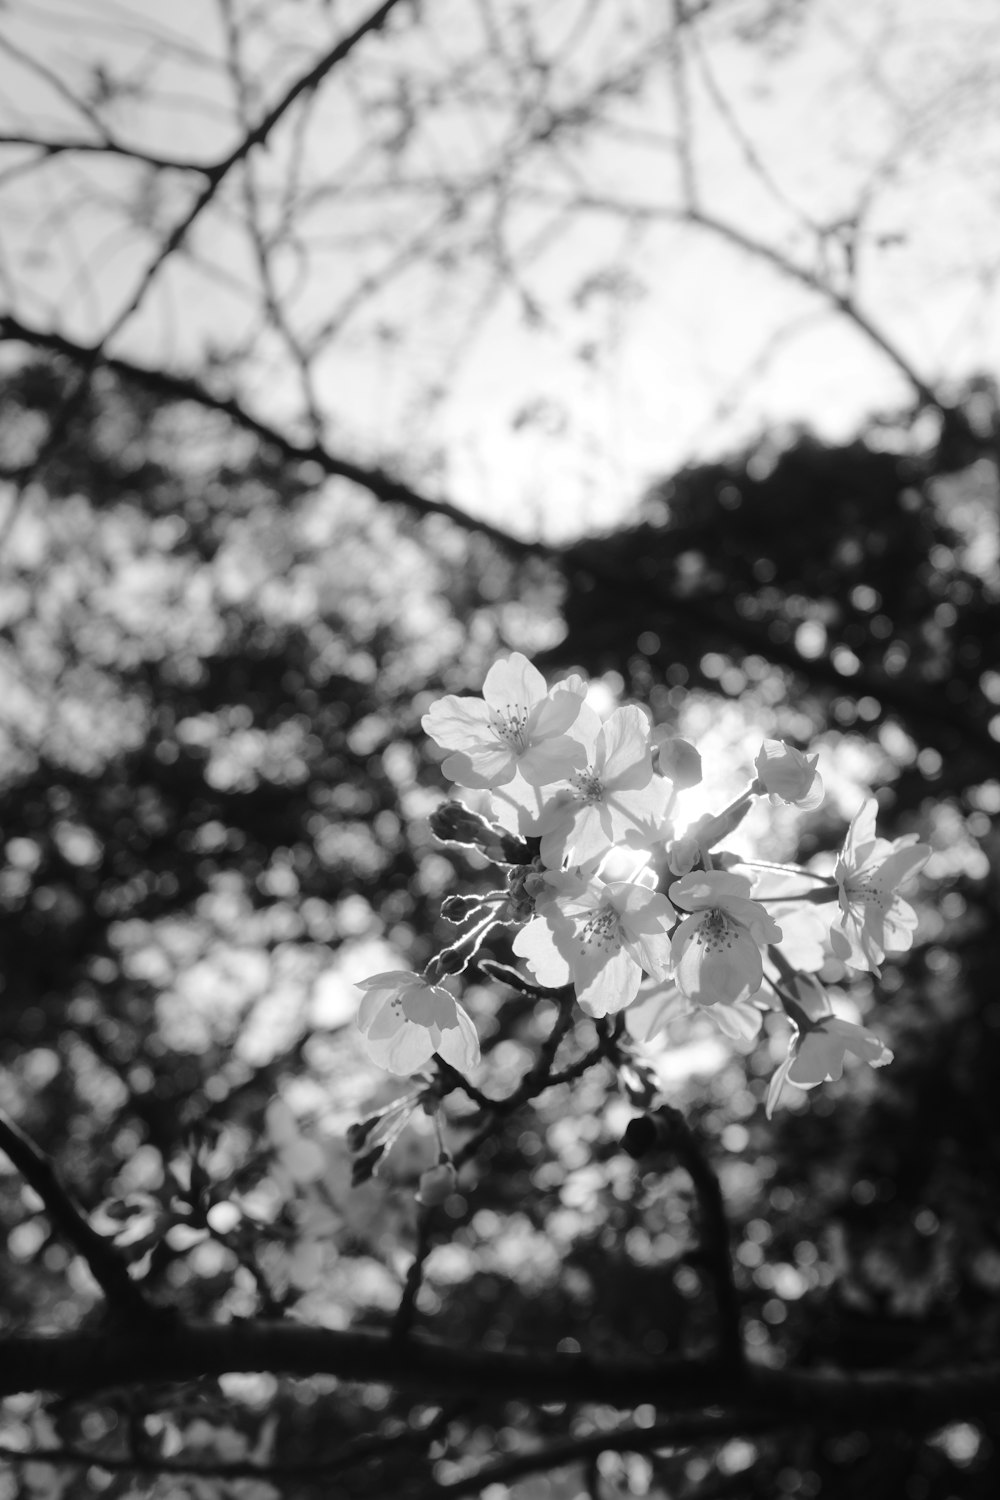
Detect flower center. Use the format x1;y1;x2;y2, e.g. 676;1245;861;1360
491;705;529;751
572;765;605;803
844;875;889;913
698;908;739;953
580;906;621;952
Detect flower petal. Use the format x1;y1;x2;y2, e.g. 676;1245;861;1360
442;745;517;788
597;706;654;789
709;999;764;1043
526;687;585;740
672;911;763;1006
669;871;754;912
624;981;690;1042
513;916;573;987
483;652;547;711
370;1025;437;1076
435;1001;482;1071
517;734;587;786
575;944;641;1017
765;1052;795;1118
422;695;493;750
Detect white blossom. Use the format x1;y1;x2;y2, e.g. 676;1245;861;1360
767;1011;893;1117
514;874;674;1017
669;870;782;1007
830;799;930;973
536;704;669;868
356;971;480;1076
422;652;586;789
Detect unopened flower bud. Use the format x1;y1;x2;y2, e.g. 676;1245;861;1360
441;894;489;924
429;801;496;845
429;801;533;865
346;1116;380;1153
351;1143;386;1186
416;1160;457;1206
666;834;700;877
754;740;823;809
432;943;471;977
651;732;702;789
479;829;536;865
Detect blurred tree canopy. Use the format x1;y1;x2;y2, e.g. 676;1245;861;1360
0;352;997;1498
1;2;999;1498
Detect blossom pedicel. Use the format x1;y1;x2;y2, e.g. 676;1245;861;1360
357;654;930;1124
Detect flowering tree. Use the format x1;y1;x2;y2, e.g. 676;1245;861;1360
2;412;999;1493
0;1;999;1494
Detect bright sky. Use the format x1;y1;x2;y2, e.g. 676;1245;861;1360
1;0;997;542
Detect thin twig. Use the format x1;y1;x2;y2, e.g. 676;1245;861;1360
0;1404;460;1481
393;1207;436;1342
408;1409;788;1500
0;0;407;552
0;133;210;172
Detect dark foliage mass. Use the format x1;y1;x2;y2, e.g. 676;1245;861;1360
0;359;998;1497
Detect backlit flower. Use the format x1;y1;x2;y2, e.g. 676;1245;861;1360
356;971;480;1076
830;799;930;973
422;653;585;789
537;705;669;868
514;874;674;1017
669;870;782;1006
767;1010;892;1117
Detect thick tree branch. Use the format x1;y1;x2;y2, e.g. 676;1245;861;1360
623;1107;743;1368
2;1320;1000;1427
0;311;546;557
0;1107;162;1326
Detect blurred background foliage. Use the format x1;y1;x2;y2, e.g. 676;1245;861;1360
0;354;997;1498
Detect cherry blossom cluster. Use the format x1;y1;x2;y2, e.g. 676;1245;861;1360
356;652;930;1138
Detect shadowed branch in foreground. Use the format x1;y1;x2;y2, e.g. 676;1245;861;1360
2;1320;999;1423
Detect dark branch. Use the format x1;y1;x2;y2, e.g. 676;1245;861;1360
0;1107;163;1326
413;1409;791;1500
623;1107;743;1367
2;1320;1000;1429
0;312;546;558
105;0;409;340
393;1207;436;1341
0;1;411;538
514;187;956;418
0;1407;455;1481
0;132;211;173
